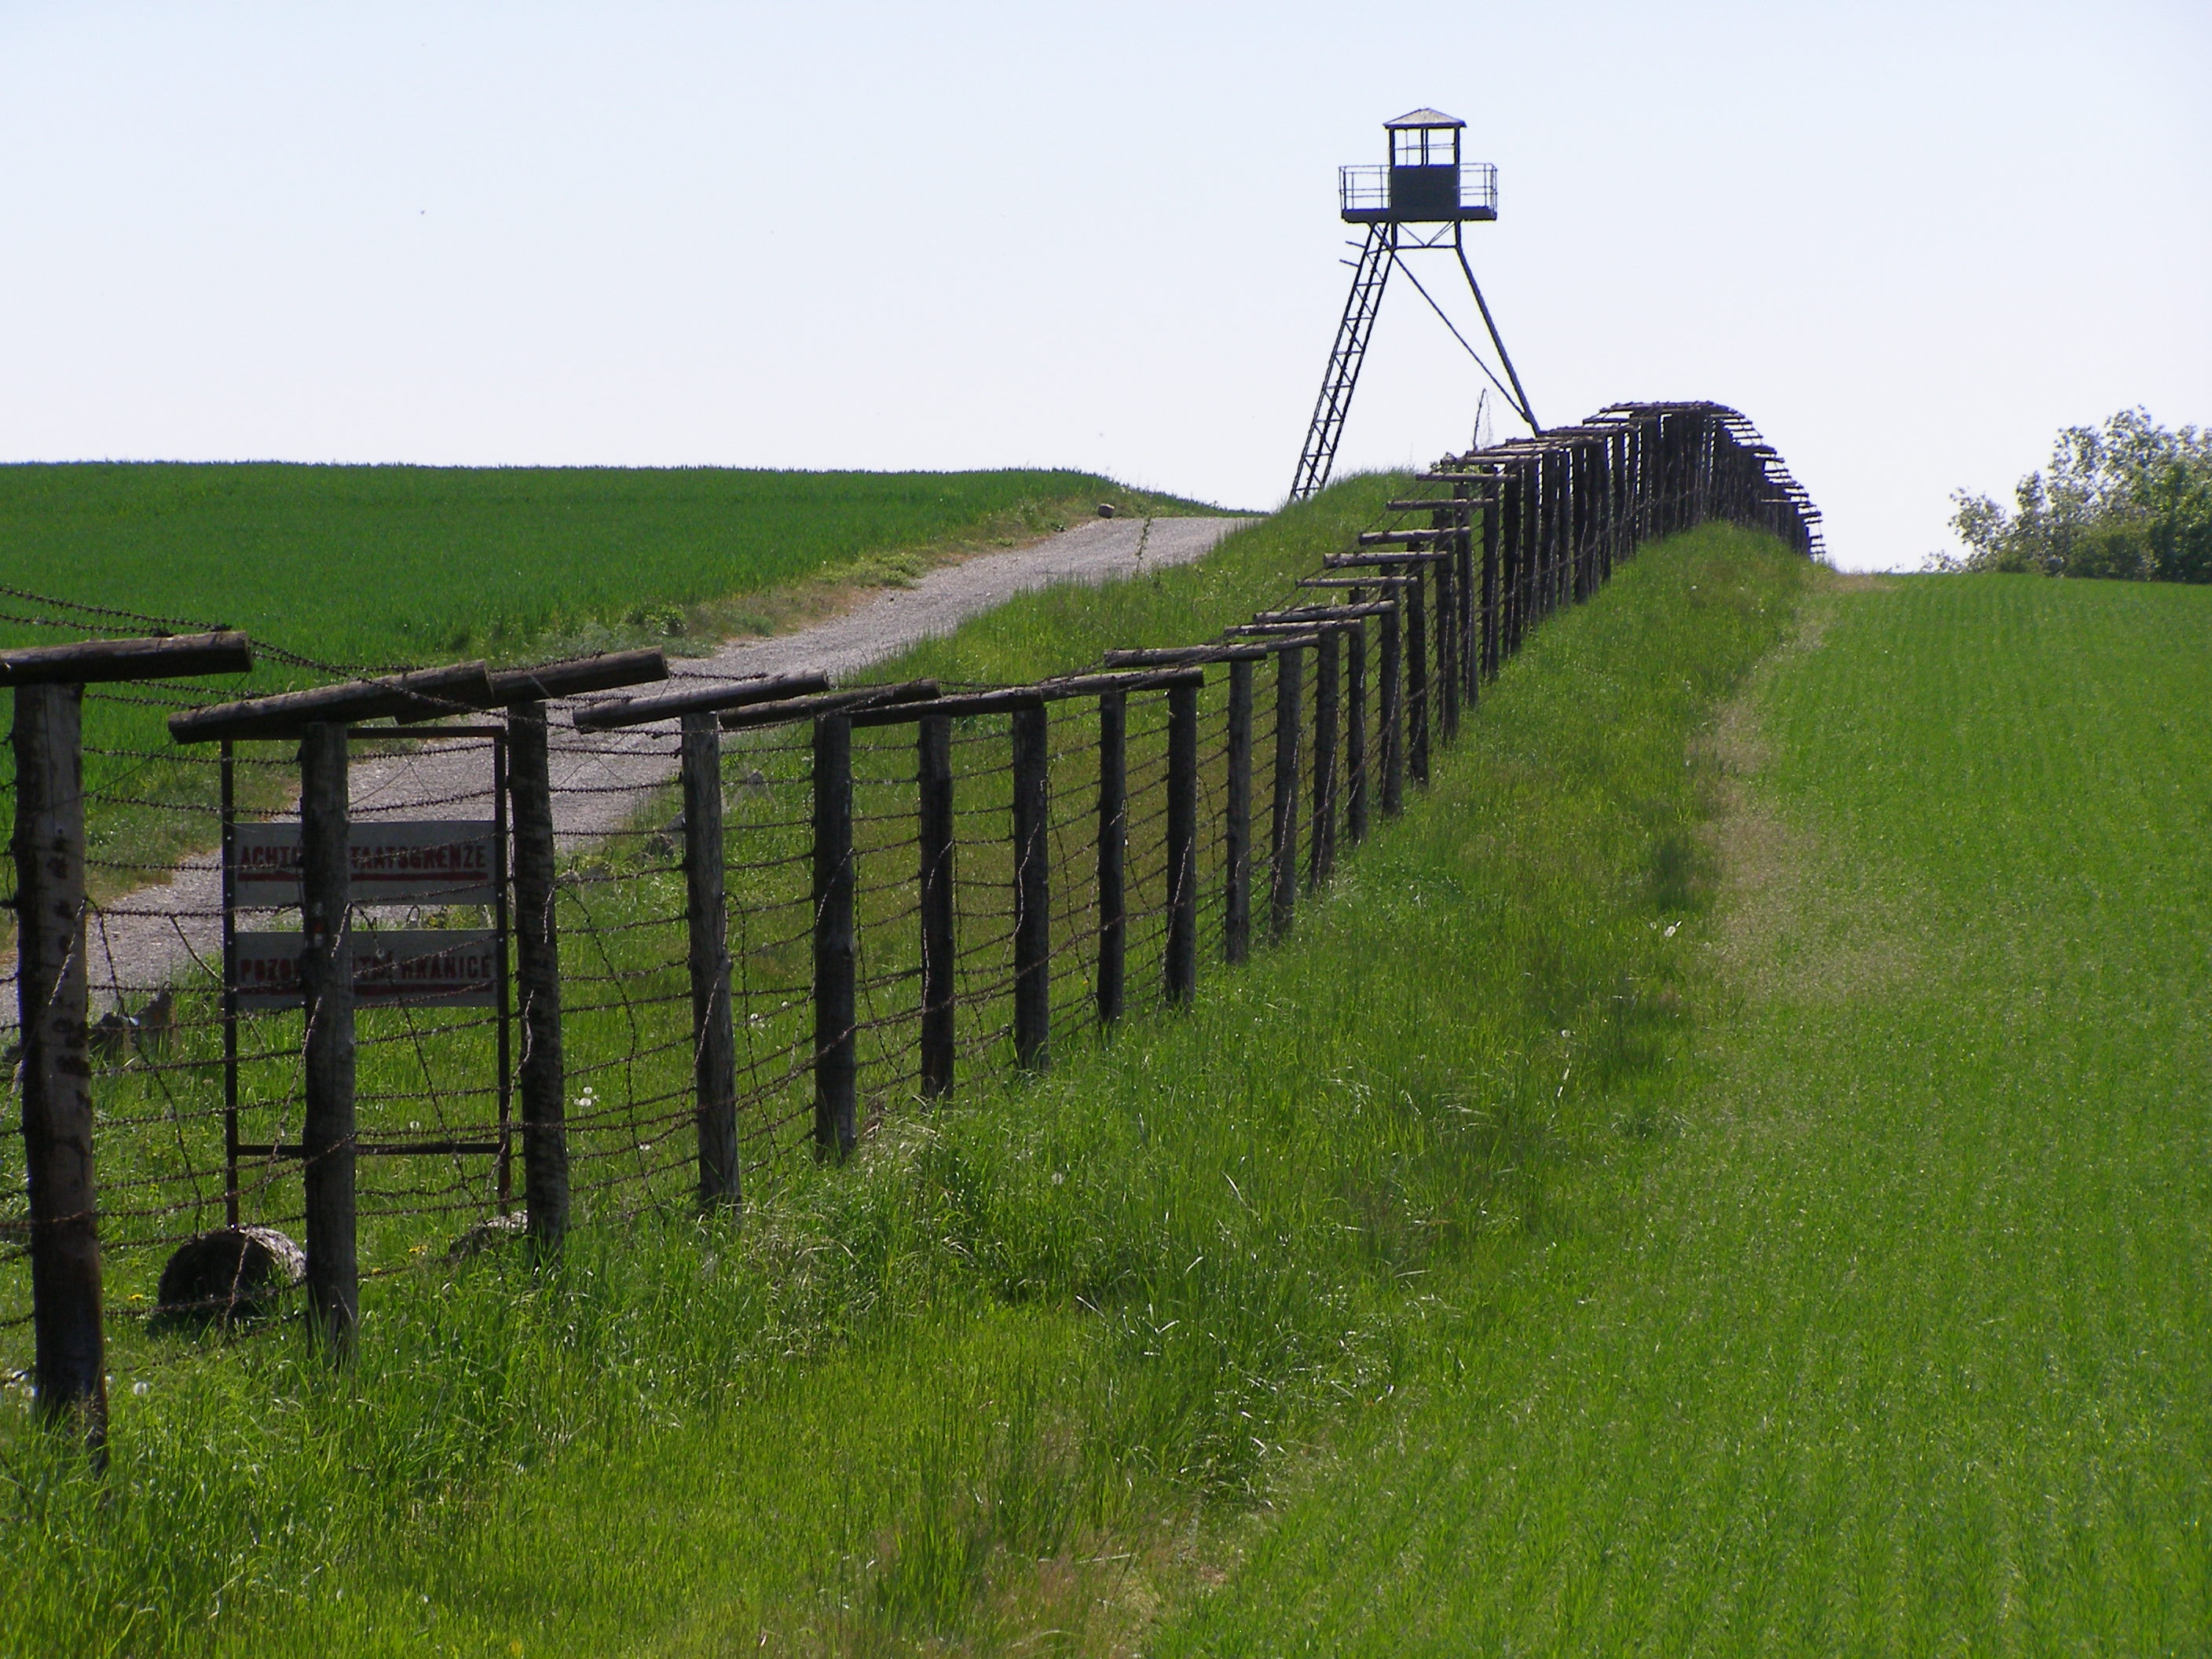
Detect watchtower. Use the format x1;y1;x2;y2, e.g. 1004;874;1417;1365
1289;108;1537;500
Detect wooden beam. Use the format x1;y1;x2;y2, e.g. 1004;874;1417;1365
1251;602;1396;624
570;670;830;731
722;679;939;732
847;667;1203;726
1229;620;1368;638
1;630;252;687
1357;529;1454;547
1101;636;1317;667
170;661;496;743
486;648;668;705
1324;551;1449;569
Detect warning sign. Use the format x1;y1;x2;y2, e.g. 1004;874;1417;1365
233;929;500;1010
232;821;496;906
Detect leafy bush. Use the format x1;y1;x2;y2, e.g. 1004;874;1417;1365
1936;409;2212;580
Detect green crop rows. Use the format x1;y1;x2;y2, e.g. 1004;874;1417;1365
0;460;1212;902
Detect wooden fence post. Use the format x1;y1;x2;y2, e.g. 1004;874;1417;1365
1346;605;1369;846
1434;536;1459;745
1224;657;1253;965
1603;431;1622;581
507;701;569;1251
1269;644;1303;940
1481;494;1502;681
1507;459;1531;657
298;720;357;1357
11;683;105;1448
1528;451;1547;629
1558;445;1576;602
812;712;857;1156
1010;703;1050;1069
917;714;955;1097
683;712;741;1203
1166;681;1199;1003
1096;690;1126;1024
1459;497;1479;705
1406;566;1430;786
1380;595;1404;817
1309;628;1339;888
1572;443;1593;603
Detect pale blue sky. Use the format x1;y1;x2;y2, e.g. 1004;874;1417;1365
3;2;2206;569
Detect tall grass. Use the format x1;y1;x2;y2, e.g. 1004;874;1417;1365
0;514;1807;1654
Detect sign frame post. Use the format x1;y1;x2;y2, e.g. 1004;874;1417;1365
219;727;515;1212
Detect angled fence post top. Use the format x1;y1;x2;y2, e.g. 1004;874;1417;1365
3;629;253;687
174;649;668;742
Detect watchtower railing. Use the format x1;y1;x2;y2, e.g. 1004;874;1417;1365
1339;161;1498;222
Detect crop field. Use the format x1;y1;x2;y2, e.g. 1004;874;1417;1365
0;462;1213;892
1;507;1813;1653
0;461;1214;671
1158;573;2212;1653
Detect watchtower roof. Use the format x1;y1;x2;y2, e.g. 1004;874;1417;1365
1384;108;1464;129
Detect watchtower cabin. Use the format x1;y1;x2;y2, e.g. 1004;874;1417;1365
1290;107;1530;503
1339;108;1499;225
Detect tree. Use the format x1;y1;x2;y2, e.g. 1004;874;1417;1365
1935;409;2212;581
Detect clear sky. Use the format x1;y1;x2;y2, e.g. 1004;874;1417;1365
3;1;2206;569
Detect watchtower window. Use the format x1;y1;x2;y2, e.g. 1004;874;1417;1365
1391;126;1457;167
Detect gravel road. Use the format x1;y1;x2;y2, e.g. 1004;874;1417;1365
72;514;1251;1014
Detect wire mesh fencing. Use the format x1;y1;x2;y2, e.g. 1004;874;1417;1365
1;401;1822;1430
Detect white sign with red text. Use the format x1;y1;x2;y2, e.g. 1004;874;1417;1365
231;821;496;906
231;929;499;1010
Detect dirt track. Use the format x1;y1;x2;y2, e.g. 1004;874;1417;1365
70;514;1251;1015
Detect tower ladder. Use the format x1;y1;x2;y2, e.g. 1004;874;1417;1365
1288;223;1395;502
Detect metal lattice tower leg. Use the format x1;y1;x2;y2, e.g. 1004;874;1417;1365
1289;223;1395;502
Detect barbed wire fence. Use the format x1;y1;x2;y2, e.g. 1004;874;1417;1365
1;401;1820;1453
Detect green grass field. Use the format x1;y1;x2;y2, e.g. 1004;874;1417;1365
0;462;1217;898
0;462;1216;671
10;522;2201;1655
1156;573;2212;1654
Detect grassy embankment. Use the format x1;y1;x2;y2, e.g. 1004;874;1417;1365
2;494;1812;1653
0;462;1217;889
1159;573;2212;1653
